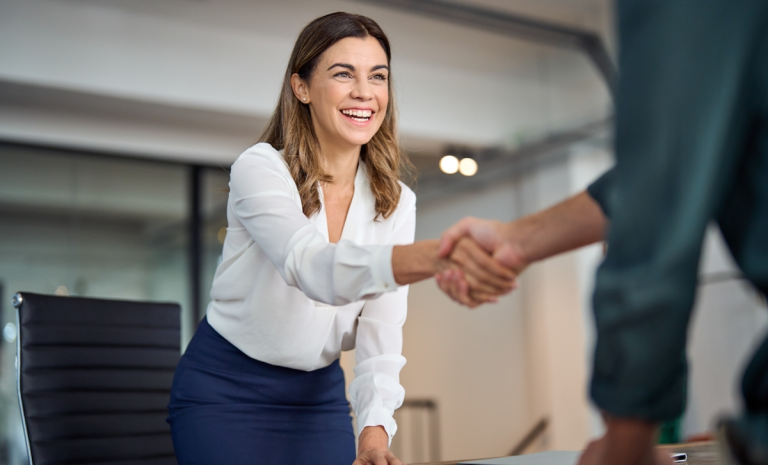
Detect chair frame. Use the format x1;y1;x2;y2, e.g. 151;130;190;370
13;292;34;465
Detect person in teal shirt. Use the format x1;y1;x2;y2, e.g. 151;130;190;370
437;1;768;464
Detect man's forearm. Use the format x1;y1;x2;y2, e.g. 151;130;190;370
507;191;607;264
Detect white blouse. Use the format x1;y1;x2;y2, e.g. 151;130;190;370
206;142;415;442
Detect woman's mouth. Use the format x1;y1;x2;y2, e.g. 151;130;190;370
340;109;372;122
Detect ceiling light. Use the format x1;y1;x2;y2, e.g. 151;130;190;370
439;155;459;174
459;158;478;176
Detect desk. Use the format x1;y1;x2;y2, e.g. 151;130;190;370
409;441;723;465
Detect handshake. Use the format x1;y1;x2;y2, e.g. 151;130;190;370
394;191;607;307
433;217;528;308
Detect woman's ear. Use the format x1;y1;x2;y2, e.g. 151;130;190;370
290;74;310;104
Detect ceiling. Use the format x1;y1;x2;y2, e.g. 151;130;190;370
0;0;613;165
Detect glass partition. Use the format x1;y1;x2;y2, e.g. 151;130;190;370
198;167;230;334
0;144;191;464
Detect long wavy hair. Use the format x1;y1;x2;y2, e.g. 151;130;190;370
259;12;412;220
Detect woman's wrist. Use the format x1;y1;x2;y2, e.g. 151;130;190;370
392;240;448;285
358;425;389;454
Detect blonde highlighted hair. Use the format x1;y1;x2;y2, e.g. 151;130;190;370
259;12;412;220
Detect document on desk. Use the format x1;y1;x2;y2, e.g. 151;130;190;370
459;450;580;465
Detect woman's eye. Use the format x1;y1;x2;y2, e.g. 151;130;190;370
371;73;388;81
334;72;352;79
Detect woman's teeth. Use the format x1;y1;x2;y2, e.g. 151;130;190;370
341;109;372;121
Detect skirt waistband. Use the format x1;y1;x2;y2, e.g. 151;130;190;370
172;317;348;408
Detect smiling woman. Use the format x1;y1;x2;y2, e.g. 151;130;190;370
263;14;403;222
292;38;390;164
166;12;516;465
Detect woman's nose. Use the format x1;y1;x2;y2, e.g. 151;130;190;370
350;79;373;100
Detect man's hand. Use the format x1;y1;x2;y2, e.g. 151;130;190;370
438;236;518;307
353;426;402;465
439;217;529;273
577;416;674;465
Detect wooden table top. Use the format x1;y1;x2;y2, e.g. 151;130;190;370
409;441;724;465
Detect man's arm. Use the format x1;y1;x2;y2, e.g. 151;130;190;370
440;190;607;267
437;190;608;304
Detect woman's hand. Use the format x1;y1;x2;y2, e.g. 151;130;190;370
354;426;402;465
354;448;402;465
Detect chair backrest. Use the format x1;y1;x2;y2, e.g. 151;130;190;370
13;292;180;465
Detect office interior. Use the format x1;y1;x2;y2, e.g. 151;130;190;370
0;0;766;463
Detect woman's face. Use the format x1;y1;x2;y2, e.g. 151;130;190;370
294;36;390;154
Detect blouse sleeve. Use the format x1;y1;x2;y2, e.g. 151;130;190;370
229;143;398;306
348;186;415;444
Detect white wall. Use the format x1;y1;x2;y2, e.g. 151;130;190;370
684;229;768;436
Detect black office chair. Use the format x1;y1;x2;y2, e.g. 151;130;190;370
12;292;180;465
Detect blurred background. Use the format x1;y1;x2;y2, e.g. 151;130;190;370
0;0;766;463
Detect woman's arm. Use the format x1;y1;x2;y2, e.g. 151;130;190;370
230;144;515;307
350;194;412;465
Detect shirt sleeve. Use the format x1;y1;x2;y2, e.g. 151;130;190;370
586;167;615;219
228;143;398;306
590;0;759;422
348;186;415;444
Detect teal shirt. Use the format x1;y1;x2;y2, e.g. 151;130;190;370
587;0;768;422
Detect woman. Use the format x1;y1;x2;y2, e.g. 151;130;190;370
167;12;514;465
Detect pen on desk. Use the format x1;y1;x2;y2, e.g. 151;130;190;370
670;453;687;463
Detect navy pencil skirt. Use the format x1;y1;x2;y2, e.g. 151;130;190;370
167;317;356;465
